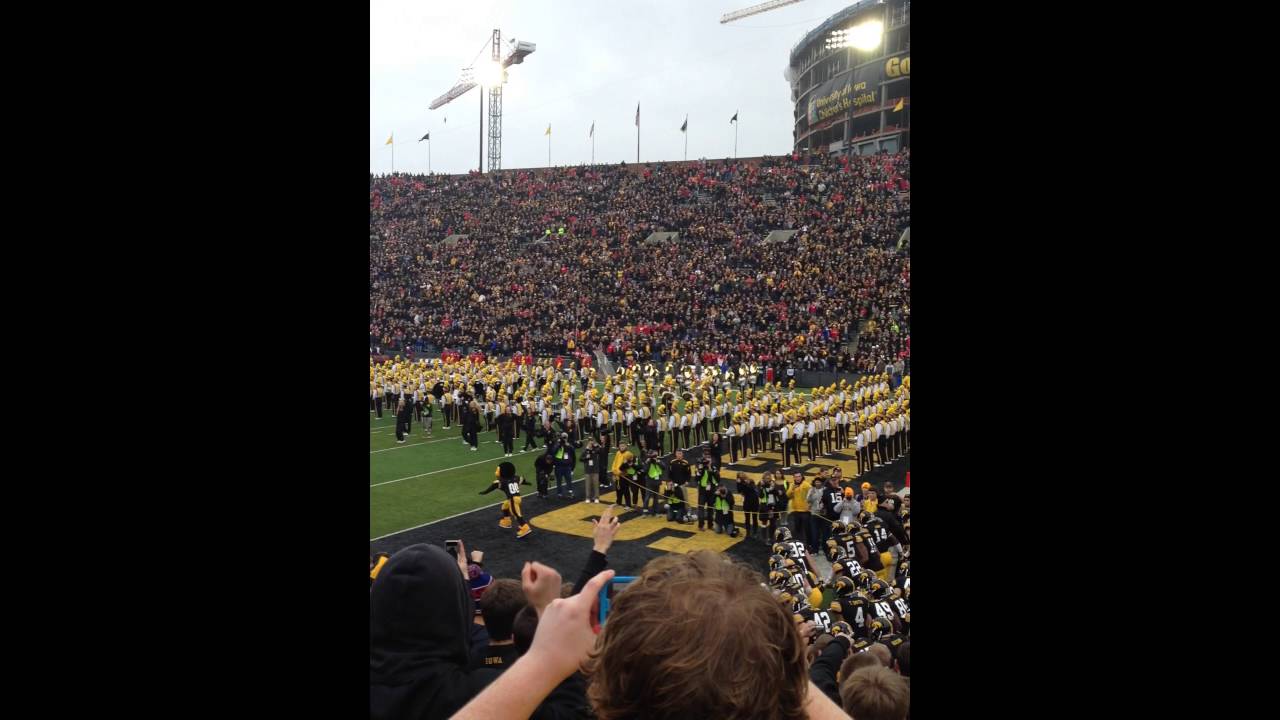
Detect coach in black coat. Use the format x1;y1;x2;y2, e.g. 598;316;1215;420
461;405;479;450
395;400;412;443
496;408;516;456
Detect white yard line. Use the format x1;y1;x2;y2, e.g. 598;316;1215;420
369;476;587;541
370;455;507;487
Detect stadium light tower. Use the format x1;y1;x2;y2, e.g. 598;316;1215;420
720;0;805;24
824;19;884;51
427;30;536;173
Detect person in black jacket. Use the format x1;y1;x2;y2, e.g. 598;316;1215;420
594;434;612;490
713;483;736;535
522;411;539;452
496;405;516;457
548;434;577;500
667;450;691;492
462;403;480;451
738;473;761;540
582;437;601;503
693;454;719;531
395;399;411;444
370;543;499;720
663;478;689;522
808;621;857;707
640;450;666;515
533;452;554;499
643;418;659;455
819;474;844;550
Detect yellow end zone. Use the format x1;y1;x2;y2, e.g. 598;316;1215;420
530;447;863;554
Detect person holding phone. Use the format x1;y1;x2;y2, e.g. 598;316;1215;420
449;550;854;720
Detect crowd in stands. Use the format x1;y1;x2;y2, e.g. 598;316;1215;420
370;150;909;375
370;472;911;719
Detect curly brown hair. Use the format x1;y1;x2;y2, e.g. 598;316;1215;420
583;551;808;720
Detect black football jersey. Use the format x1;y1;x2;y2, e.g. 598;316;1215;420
890;594;910;633
847;637;873;654
878;633;906;661
837;530;863;564
857;530;884;570
807;607;835;635
828;594;870;637
869;597;898;627
866;519;894;552
783;540;813;575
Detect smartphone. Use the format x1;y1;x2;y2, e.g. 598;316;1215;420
597;576;637;627
445;540;461;558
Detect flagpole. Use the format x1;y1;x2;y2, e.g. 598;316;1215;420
392;139;395;173
684;127;687;162
428;138;432;174
735;120;738;159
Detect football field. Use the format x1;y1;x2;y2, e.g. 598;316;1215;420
370;388;811;540
369;411;559;539
370;387;908;543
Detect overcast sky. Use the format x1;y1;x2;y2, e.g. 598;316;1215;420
370;0;858;174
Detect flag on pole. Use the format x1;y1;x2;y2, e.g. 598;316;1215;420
419;132;430;142
545;124;551;136
443;115;447;124
635;103;640;127
385;133;394;145
589;122;594;138
680;116;687;133
894;98;904;112
730;111;738;124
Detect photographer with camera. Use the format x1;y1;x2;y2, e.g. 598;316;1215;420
694;450;720;531
547;432;577;500
640;449;666;515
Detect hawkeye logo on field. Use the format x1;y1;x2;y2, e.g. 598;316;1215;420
532;487;747;553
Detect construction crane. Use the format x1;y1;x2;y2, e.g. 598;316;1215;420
720;0;805;24
428;30;536;173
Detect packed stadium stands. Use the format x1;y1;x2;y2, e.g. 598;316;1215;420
370;150;909;374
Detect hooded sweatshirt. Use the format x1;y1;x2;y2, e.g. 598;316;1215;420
371;544;500;720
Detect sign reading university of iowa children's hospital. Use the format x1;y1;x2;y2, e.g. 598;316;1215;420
806;52;910;125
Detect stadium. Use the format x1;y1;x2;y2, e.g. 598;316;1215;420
788;0;911;155
371;3;910;718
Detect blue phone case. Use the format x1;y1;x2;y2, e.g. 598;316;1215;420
597;576;638;626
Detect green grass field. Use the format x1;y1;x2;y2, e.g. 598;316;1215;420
370;387;828;540
369;411;577;539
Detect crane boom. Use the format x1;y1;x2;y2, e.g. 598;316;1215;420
720;0;804;24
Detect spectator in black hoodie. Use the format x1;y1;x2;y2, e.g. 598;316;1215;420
370;542;498;720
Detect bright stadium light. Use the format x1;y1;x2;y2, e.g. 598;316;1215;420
846;19;883;50
477;60;505;87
